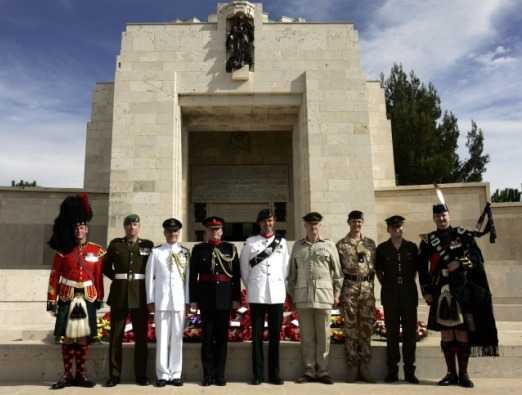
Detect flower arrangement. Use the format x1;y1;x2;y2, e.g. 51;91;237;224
96;291;427;343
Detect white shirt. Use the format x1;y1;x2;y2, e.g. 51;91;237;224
145;243;190;311
240;234;289;304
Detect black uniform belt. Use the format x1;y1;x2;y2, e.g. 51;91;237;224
198;273;231;283
345;274;373;282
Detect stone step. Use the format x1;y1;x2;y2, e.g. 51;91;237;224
1;322;521;383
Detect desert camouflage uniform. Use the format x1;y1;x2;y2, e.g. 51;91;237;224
336;235;376;364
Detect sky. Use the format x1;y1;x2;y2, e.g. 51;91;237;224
0;0;520;192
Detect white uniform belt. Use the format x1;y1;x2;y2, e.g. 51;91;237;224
59;278;93;288
114;273;145;280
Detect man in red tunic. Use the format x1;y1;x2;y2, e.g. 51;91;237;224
47;193;105;389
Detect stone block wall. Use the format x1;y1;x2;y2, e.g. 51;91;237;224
84;83;114;193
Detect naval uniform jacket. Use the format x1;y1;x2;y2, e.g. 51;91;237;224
240;235;290;304
145;243;190;311
103;237;153;309
189;241;241;311
375;239;420;307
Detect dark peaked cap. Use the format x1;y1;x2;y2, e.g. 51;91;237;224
385;215;405;227
203;216;225;228
163;218;182;231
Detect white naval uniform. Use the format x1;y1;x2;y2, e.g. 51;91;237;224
240;235;290;304
145;242;190;381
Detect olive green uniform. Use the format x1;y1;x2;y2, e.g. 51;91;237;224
103;237;153;381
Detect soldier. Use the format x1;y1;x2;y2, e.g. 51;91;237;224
336;210;377;382
288;212;343;384
46;193;105;389
145;218;190;387
240;208;289;385
103;214;153;387
189;216;241;386
419;201;499;388
375;215;420;383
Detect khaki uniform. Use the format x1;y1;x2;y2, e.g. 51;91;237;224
336;235;376;365
288;239;343;378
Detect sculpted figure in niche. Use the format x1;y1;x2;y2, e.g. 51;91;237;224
226;15;254;72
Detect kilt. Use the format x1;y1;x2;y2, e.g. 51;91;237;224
54;290;97;339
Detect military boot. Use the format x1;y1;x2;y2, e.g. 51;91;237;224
358;363;376;383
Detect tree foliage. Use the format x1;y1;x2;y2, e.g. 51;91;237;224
491;188;521;202
11;180;38;187
381;64;489;185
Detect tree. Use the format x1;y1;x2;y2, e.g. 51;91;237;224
11;179;39;187
492;188;521;202
381;64;489;185
455;121;490;182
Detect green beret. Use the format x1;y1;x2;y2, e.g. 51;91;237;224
124;213;140;225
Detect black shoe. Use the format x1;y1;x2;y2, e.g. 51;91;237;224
405;373;420;384
438;373;459;386
215;378;227;386
269;377;284;385
202;376;214;386
385;373;399;383
136;377;150;386
156;379;168;387
250;377;262;385
171;378;184;386
295;375;314;384
74;375;96;388
317;375;334;385
459;374;474;388
104;377;120;387
50;375;74;390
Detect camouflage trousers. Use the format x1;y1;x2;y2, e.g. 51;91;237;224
340;281;375;365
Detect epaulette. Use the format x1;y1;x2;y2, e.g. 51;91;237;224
88;242;107;257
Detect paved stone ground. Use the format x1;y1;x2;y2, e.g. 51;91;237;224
0;380;522;395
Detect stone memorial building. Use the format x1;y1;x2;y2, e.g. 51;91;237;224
0;4;521;381
84;0;395;243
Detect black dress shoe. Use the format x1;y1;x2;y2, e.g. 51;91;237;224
202;376;214;386
295;375;314;384
215;378;227;386
385;373;399;383
250;377;262;385
317;375;334;385
74;375;96;388
269;377;284;385
104;377;120;387
156;379;168;387
50;375;73;390
136;377;150;386
405;373;420;384
459;374;474;388
438;373;459;386
171;378;184;386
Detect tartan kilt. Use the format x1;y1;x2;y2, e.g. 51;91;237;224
54;295;97;339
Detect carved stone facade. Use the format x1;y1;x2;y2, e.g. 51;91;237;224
81;1;398;242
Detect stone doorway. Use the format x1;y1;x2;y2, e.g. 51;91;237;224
188;130;292;241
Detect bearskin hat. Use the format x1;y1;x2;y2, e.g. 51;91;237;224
48;193;93;253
